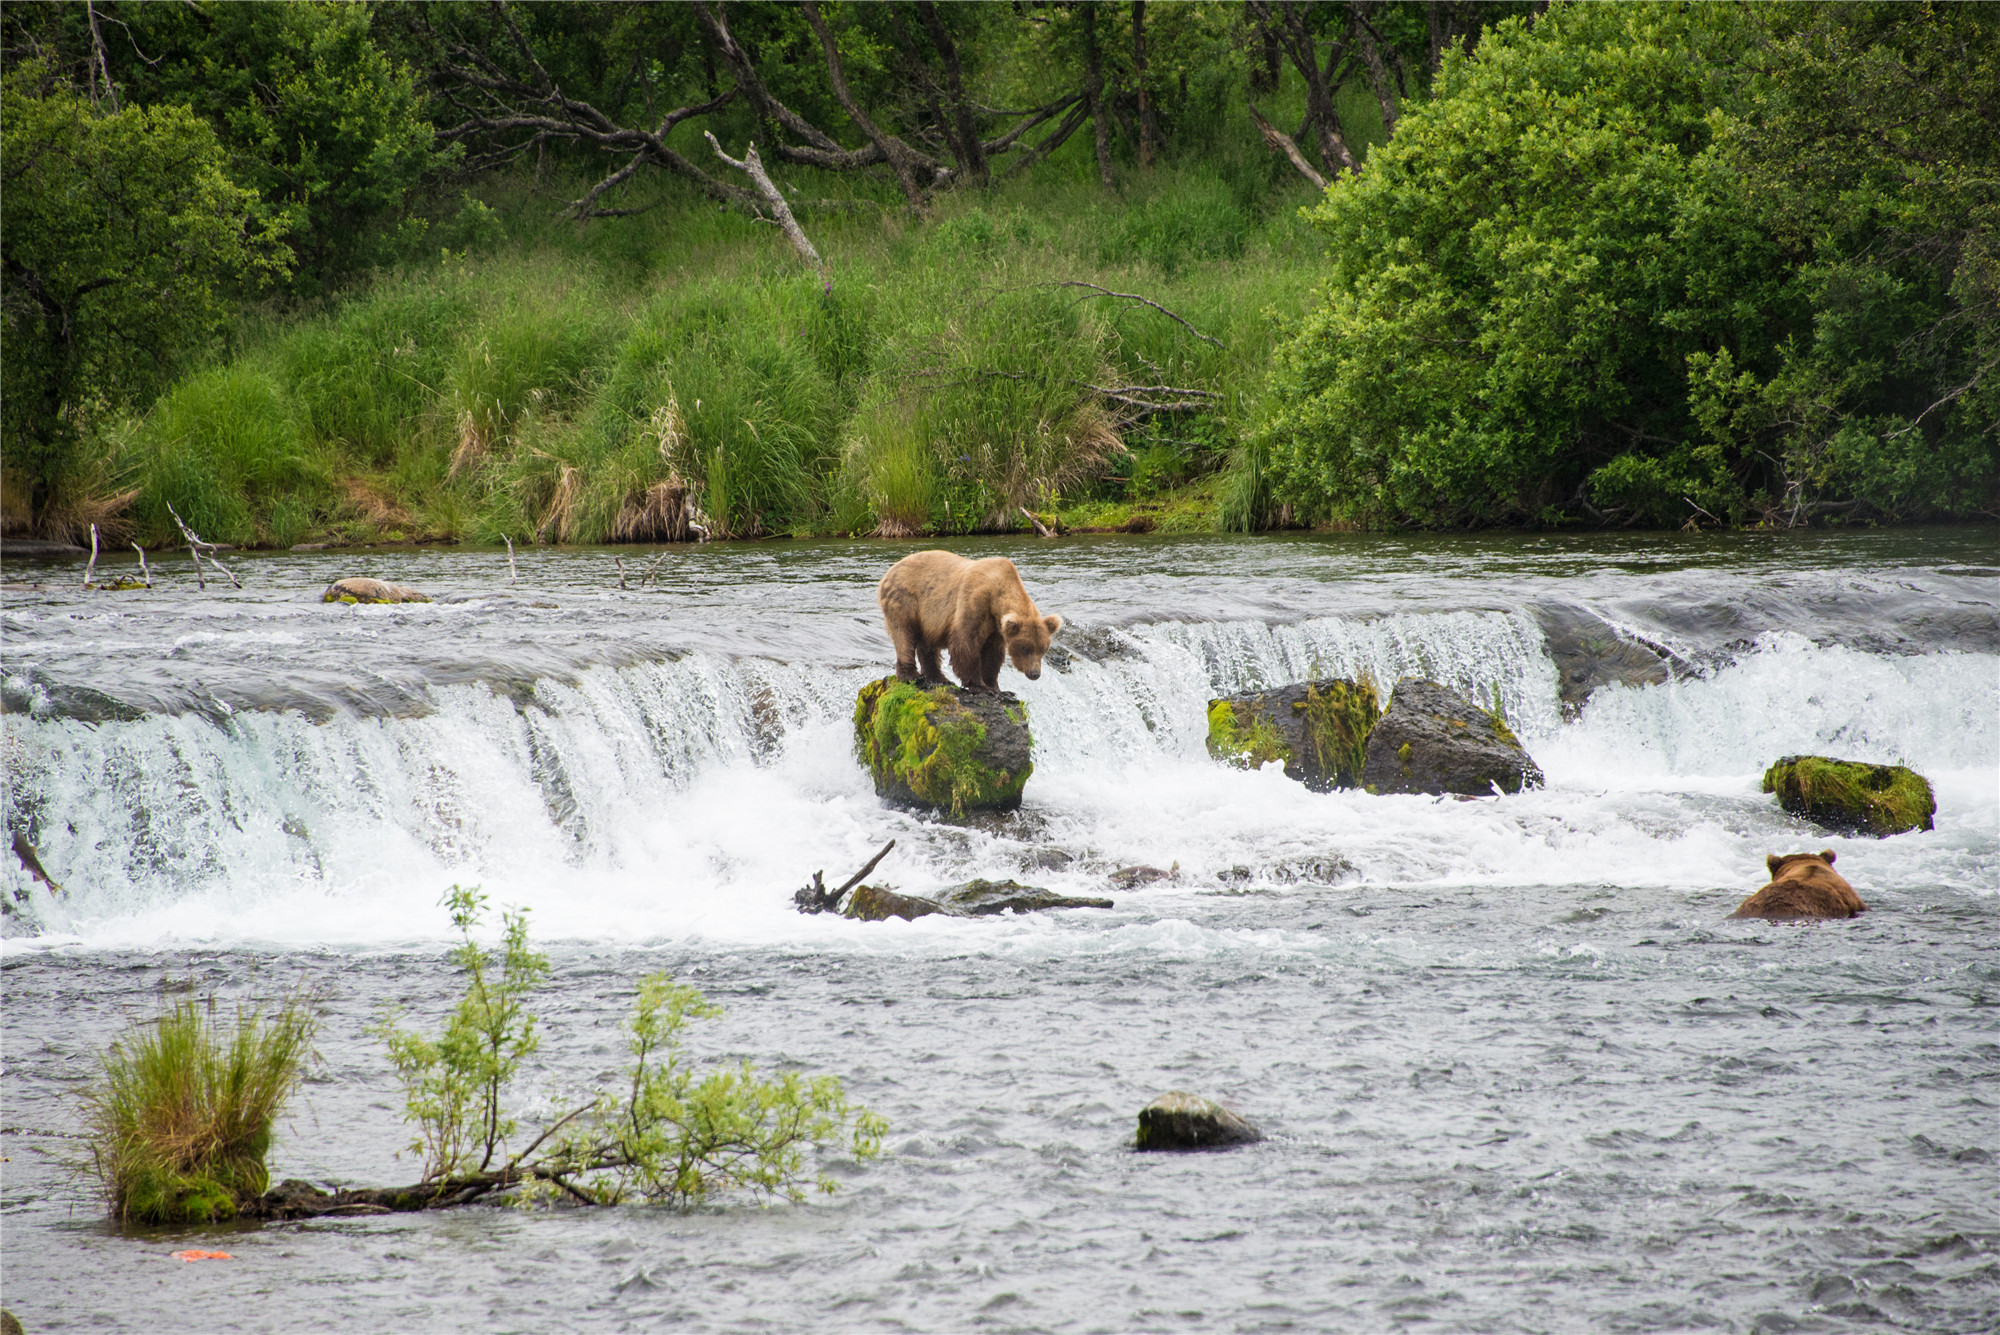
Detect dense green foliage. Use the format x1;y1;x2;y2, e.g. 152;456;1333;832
1;63;285;536
86;995;316;1224
5;2;1991;541
1257;3;1998;529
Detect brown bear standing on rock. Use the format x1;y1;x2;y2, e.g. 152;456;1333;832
877;551;1062;691
1729;850;1867;920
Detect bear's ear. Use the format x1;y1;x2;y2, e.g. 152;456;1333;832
1000;613;1022;635
1766;854;1784;874
1819;849;1835;864
1043;614;1062;635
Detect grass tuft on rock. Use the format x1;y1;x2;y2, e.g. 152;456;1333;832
1762;755;1936;837
855;677;1029;815
86;996;316;1225
1295;679;1380;790
1206;698;1288;769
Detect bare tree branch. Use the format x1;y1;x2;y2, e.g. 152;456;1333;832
705;133;826;273
1249;100;1328;190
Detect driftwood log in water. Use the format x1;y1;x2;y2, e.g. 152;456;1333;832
795;839;896;913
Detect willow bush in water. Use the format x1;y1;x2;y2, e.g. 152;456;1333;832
85;995;317;1225
374;887;885;1208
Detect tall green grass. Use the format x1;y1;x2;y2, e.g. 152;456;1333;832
107;136;1329;547
86;996;316;1225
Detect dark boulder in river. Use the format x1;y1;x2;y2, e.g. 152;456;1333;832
1762;755;1935;837
1533;605;1677;715
1136;1092;1263;1150
1206;679;1380;791
323;577;431;605
854;677;1032;815
843;879;1112;922
1360;679;1543;796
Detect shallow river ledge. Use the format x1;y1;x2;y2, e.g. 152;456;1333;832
3;530;1996;1333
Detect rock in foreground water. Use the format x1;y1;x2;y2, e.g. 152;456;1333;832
854;677;1032;814
1136;1092;1263;1150
1762;755;1935;837
1206;679;1380;791
843;879;1113;922
323;577;431;605
1360;679;1543;796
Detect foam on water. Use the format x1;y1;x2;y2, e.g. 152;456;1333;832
4;610;1994;950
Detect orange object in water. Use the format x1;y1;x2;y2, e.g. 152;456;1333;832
171;1250;234;1263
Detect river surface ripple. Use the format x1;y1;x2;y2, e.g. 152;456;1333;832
2;530;1996;1333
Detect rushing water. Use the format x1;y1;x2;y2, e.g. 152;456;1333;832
3;530;1996;1333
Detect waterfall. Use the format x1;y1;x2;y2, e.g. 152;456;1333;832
5;609;1993;945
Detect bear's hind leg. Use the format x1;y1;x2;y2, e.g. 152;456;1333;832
949;627;997;691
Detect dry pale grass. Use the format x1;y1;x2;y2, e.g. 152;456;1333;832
613;474;695;542
535;462;584;544
339;476;411;528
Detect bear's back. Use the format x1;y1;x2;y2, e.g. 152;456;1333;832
1731;856;1866;920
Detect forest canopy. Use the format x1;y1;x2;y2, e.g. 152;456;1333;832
2;1;1992;545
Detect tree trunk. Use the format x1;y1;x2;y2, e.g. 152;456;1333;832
1132;0;1156;168
916;1;988;187
1349;1;1400;137
1082;4;1116;191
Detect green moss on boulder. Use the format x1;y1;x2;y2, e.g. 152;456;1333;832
1763;755;1935;837
1206;679;1380;791
854;677;1032;815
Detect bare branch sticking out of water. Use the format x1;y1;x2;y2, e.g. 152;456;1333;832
1019;507;1057;539
83;524;99;588
163;502;241;589
131;543;151;588
616;557;628;590
797;839;896;914
503;536;518;585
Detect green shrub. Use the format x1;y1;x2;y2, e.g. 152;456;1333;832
86;995;316;1225
127;363;333;546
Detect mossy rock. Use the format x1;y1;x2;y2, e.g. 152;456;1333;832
854;677;1032;816
1206;679;1380;791
1135;1091;1263;1150
1359;678;1543;796
1763;755;1935;837
841;879;1110;922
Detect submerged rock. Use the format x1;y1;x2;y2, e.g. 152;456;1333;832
936;878;1112;915
1534;605;1676;716
853;677;1032;815
1762;755;1935;837
323;577;431;605
1109;864;1176;890
1206;679;1380;791
842;879;1112;922
1359;679;1543;796
1730;850;1868;920
1135;1092;1263;1151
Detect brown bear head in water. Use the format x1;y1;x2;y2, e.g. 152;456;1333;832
1729;849;1866;920
1000;611;1063;681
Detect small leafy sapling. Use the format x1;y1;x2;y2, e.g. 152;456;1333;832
372;885;549;1184
372;888;884;1211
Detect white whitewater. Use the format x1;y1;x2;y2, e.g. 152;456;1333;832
6;609;1993;948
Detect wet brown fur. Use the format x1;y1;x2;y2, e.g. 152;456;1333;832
1729;849;1867;920
877;551;1062;691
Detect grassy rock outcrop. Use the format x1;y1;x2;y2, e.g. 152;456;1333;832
844;879;1113;922
1762;755;1935;837
1206;679;1380;791
1359;679;1543;796
322;577;430;605
854;677;1032;815
1135;1092;1262;1150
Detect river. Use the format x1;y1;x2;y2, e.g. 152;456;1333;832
3;529;1995;1332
